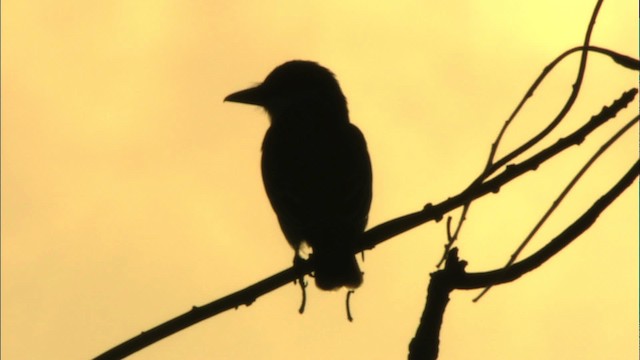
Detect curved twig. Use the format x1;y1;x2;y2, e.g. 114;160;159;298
437;204;469;267
475;115;639;301
461;159;638;289
443;35;638;265
486;0;601;175
409;160;639;359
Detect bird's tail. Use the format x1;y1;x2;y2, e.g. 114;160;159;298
312;245;362;290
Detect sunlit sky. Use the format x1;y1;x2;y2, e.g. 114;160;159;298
2;1;638;359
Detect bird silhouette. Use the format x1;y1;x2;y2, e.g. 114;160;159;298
224;60;372;290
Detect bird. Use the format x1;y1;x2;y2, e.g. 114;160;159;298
224;60;372;290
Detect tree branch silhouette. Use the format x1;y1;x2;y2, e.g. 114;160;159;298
408;159;639;359
93;86;636;360
438;44;639;265
436;0;637;264
407;1;640;357
94;1;639;358
361;87;637;251
475;115;639;300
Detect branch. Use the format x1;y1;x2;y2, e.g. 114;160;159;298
484;47;636;174
475;115;639;300
459;159;639;289
361;88;637;252
93;87;635;360
437;39;638;262
485;0;602;174
408;249;465;360
437;204;470;267
438;2;613;268
509;118;638;264
408;160;639;359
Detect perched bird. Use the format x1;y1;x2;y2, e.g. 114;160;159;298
224;61;372;290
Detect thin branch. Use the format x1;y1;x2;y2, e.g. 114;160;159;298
485;0;603;175
361;88;637;252
509;117;639;266
437;204;469;267
408;160;639;359
474;115;639;300
485;45;638;175
460;159;639;290
582;46;640;70
438;44;639;267
94;262;312;360
93;87;635;360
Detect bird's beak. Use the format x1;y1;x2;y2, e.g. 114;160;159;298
224;85;265;106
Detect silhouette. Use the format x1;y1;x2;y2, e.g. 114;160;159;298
225;61;372;290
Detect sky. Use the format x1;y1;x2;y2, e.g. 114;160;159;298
2;1;638;359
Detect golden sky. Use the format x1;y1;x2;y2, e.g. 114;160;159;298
2;1;638;359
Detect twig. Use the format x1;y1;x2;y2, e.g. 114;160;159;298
459;159;639;289
362;88;637;253
485;46;638;172
485;0;603;175
483;46;640;178
437;204;469;267
408;160;639;359
436;44;639;268
474;115;640;301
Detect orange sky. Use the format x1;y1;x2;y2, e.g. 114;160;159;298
2;1;638;359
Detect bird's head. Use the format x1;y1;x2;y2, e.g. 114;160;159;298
224;60;349;125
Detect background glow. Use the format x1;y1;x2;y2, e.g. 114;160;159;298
2;1;637;359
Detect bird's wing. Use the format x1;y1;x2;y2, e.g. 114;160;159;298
261;124;372;246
